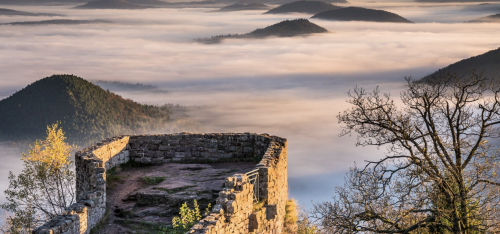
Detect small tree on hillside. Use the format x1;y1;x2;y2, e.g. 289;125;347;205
313;73;500;233
1;124;77;233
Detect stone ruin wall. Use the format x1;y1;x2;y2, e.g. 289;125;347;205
33;133;288;234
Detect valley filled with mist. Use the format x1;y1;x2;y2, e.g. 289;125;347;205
0;0;500;214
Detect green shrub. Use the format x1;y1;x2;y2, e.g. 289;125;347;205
159;200;211;234
141;176;166;185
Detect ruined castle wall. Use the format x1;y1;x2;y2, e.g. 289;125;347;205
33;135;130;234
33;133;287;234
188;137;288;234
126;133;272;164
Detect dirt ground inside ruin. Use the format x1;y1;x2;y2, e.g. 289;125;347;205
94;162;256;234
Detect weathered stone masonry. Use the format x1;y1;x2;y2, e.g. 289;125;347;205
34;133;288;234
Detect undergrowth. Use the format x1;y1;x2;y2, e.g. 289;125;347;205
158;200;211;234
142;176;166;185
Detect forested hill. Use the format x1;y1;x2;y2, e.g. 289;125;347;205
467;13;500;23
196;19;328;43
311;7;412;23
264;1;342;14
75;0;150;9
0;8;64;16
247;18;327;37
0;75;170;145
423;47;500;80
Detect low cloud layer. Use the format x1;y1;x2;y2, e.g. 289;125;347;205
0;3;499;208
0;144;24;205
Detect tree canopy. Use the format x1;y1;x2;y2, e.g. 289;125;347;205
0;74;170;146
1;124;76;233
314;73;500;233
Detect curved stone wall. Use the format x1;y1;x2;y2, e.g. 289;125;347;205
33;133;287;234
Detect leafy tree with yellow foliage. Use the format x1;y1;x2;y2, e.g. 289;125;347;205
1;124;77;233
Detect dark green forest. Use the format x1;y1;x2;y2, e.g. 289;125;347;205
264;1;342;14
0;75;170;146
196;19;328;43
311;7;413;23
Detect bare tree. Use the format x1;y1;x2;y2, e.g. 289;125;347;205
313;73;500;233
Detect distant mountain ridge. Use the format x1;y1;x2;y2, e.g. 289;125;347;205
1;19;111;25
0;0;86;5
93;80;166;93
423;47;500;81
214;3;270;11
0;8;65;16
75;0;151;9
264;1;343;14
462;3;500;12
126;0;167;5
0;75;171;145
196;18;328;43
467;13;500;23
312;7;413;23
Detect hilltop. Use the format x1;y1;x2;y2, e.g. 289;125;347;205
215;3;269;11
264;1;342;14
248;18;327;37
312;7;412;23
0;75;170;145
1;19;111;25
75;0;151;9
196;18;328;43
0;8;65;16
467;13;500;23
423;47;500;81
462;3;500;12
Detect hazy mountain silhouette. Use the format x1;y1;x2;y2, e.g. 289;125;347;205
264;1;342;14
93;80;166;93
233;0;346;5
196;18;328;43
312;7;412;23
0;75;170;145
214;3;270;11
462;3;500;12
416;0;500;2
0;8;65;16
423;47;500;81
1;19;111;25
162;1;218;8
467;13;500;23
75;0;151;9
126;0;167;5
0;0;86;5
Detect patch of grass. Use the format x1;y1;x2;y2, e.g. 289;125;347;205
253;199;267;212
285;199;298;226
158;225;183;234
142;176;166;185
106;166;125;189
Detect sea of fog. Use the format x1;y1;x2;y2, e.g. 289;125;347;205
0;2;499;210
